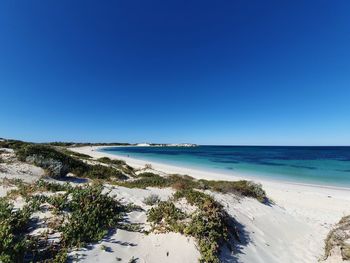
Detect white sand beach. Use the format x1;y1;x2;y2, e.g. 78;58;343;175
70;146;350;263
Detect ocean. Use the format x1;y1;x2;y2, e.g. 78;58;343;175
100;146;350;187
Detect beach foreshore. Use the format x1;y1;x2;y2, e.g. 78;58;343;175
71;146;350;262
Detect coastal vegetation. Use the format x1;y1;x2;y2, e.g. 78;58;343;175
97;157;135;175
148;189;238;263
0;138;268;262
0;198;31;262
143;194;161;206
118;172;267;202
324;215;350;260
59;184;124;248
15;144;128;180
0;179;134;262
0;139;267;203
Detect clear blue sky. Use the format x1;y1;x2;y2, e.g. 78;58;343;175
0;1;349;145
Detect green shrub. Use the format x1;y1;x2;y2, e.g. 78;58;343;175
60;184;124;247
0;198;31;262
61;149;92;159
98;157;126;166
97;157;135;176
198;180;266;202
174;189;213;207
0;140;30;150
177;190;229;263
3;181;129;260
137;172;159;178
35;179;72;192
148;189;237;263
16;144;128;181
120;172;266;203
84;164;127;180
16;144;90;178
6;179;72;200
168;174;199;190
148;201;186;232
52;248;68;263
119;173;168;188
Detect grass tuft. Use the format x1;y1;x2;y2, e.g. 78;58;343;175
143;194;160;206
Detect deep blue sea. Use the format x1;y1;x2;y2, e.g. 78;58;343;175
100;146;350;187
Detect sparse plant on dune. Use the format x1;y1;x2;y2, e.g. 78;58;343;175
143;194;160;206
324;215;350;260
148;201;186;233
144;163;152;170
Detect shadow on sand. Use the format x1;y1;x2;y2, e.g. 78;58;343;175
220;214;251;263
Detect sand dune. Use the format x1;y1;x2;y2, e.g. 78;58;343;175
71;146;350;262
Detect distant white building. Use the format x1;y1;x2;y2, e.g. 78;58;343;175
136;143;151;146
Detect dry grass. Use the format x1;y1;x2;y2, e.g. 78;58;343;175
324;215;350;260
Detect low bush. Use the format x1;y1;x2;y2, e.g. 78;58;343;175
16;144;90;178
84;164;127;180
119;172;266;203
2;181;129;261
0;139;30;150
60;184;124;247
35;179;72;192
198;180;266;202
168;174;199;190
148;189;238;263
98;157;126;166
61;149;92;159
118;173;168;188
175;189;232;263
0;198;31;263
143;194;160;206
15;144;128;180
6;179;72;199
147;201;186;233
137;172;159;178
173;189;213;207
97;157;135;176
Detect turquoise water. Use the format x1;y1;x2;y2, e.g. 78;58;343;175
100;146;350;187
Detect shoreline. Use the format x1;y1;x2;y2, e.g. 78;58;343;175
94;145;350;192
71;146;350;212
